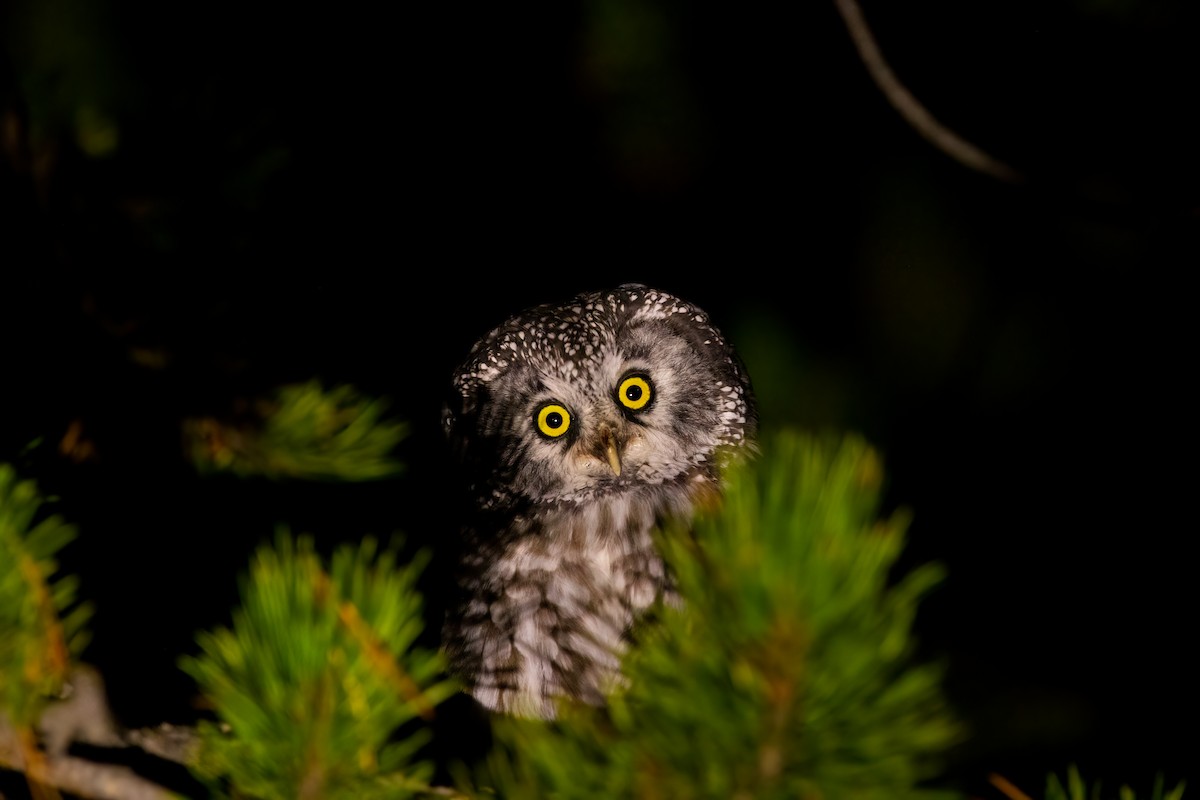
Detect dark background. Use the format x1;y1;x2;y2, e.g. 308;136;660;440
2;0;1197;795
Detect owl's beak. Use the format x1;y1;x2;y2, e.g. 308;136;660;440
598;425;622;477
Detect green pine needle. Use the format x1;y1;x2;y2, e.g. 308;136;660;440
179;530;457;799
1042;765;1185;800
185;381;408;481
469;430;964;800
0;464;91;729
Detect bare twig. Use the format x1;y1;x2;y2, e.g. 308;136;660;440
833;0;1024;184
122;724;199;766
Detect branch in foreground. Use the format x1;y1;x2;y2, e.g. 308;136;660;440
1;719;175;800
2;664;198;800
833;0;1024;184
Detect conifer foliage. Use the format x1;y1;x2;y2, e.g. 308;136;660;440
1045;769;1185;800
2;427;1189;799
0;465;91;733
178;532;456;799
469;431;964;799
183;381;408;481
992;765;1187;800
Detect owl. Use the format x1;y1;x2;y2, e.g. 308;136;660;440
441;284;756;718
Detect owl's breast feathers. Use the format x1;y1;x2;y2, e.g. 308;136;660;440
445;483;691;718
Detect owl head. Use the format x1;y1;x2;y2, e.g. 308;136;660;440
443;284;756;510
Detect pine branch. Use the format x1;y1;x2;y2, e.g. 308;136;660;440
467;430;964;799
178;530;457;799
0;465;90;727
183;381;408;481
991;766;1186;800
1;469;183;799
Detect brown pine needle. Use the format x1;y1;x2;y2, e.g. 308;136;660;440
335;598;436;720
312;567;437;720
989;772;1035;800
17;551;70;685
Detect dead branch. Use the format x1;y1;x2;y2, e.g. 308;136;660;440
1;665;196;800
1;721;176;800
833;0;1024;184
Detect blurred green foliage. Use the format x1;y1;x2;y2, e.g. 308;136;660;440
0;464;91;730
179;531;456;799
582;0;700;190
2;0;131;156
184;381;408;481
732;309;869;433
1042;765;1185;800
466;431;963;799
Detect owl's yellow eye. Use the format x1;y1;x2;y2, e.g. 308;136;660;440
535;403;572;438
616;374;653;412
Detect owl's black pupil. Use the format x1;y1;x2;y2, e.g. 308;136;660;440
625;385;643;402
546;411;563;429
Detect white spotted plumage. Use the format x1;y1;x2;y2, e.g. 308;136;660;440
441;284;756;718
